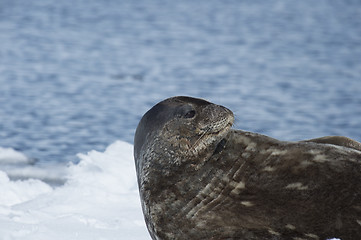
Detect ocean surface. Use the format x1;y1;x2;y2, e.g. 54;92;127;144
1;0;361;166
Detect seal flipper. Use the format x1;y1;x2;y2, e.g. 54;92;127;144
304;136;361;152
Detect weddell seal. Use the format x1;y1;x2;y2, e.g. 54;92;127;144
133;96;361;240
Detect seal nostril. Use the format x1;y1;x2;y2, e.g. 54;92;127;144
184;110;196;118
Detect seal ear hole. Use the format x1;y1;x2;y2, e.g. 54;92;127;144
184;110;196;119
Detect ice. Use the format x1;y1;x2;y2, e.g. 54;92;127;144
0;147;67;185
0;141;150;240
0;171;52;206
0;147;29;164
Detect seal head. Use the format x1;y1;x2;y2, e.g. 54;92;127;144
134;96;234;177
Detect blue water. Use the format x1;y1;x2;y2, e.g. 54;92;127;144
1;0;360;164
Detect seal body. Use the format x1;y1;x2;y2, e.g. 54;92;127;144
134;96;361;240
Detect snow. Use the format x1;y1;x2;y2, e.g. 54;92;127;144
0;141;150;240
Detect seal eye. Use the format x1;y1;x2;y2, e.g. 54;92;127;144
184;110;196;119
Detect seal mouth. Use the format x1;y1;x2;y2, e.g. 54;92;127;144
190;117;233;156
210;120;232;155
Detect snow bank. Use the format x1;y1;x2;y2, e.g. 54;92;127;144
0;141;150;240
